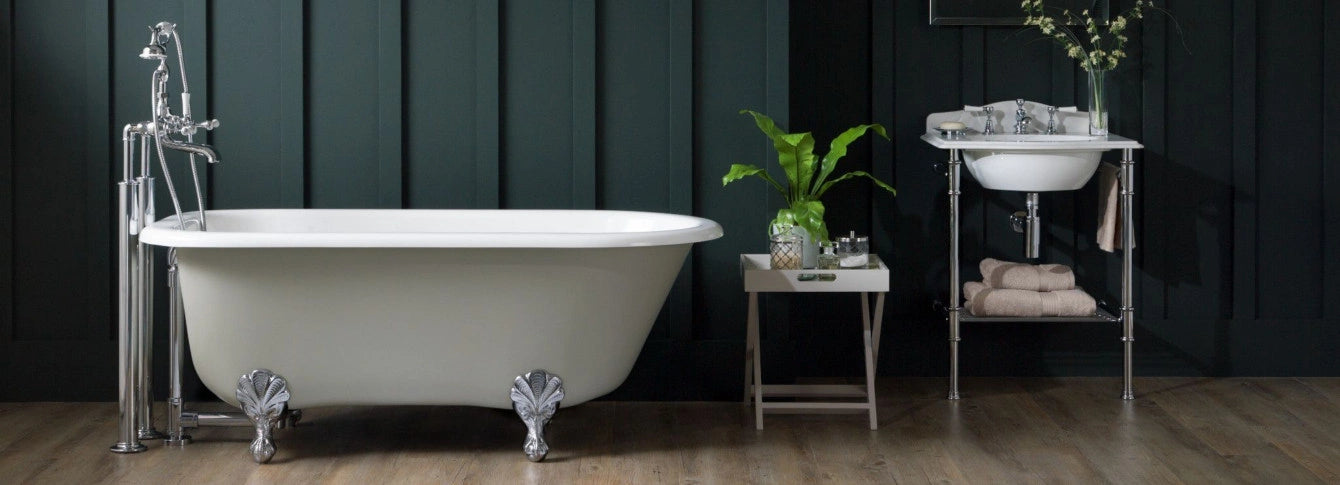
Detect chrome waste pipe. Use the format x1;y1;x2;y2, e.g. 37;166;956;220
164;249;191;445
180;411;301;429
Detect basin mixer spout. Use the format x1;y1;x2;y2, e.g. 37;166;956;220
1014;99;1033;134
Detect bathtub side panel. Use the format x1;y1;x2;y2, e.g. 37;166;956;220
177;246;688;409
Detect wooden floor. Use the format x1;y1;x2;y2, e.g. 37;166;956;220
3;377;1339;484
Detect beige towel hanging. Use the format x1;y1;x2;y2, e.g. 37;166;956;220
1096;162;1134;252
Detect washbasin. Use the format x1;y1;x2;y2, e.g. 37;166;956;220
921;100;1143;192
962;146;1101;191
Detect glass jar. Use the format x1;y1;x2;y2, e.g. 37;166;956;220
835;231;869;268
769;229;803;270
817;240;840;269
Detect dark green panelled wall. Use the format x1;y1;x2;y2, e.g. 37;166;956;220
2;0;1339;401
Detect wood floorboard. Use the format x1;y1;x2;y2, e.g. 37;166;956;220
3;378;1340;484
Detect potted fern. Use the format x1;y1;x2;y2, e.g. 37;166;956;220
722;110;896;267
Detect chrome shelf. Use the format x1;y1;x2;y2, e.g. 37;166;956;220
958;306;1120;324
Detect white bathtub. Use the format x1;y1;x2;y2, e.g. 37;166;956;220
139;209;721;461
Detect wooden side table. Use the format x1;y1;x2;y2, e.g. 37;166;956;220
740;254;890;430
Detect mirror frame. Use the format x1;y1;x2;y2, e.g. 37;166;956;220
929;0;1108;26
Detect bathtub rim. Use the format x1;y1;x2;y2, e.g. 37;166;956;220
140;209;723;248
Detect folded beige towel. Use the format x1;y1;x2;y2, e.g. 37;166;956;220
1096;162;1134;252
963;281;1097;317
979;258;1075;291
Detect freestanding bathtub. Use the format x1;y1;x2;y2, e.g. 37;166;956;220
139;209;722;462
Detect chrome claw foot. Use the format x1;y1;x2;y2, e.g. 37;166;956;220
236;369;290;464
510;370;564;462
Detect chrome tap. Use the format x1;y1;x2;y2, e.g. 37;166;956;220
135;21;220;230
143;23;220;164
1013;99;1033;134
1044;106;1059;135
981;106;997;135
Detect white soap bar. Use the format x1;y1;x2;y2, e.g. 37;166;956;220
938;121;966;131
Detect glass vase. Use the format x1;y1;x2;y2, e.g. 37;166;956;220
1086;68;1109;136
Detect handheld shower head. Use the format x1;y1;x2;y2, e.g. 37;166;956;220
138;23;178;60
139;26;167;60
139;43;167;60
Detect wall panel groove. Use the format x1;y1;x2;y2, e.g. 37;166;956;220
571;0;595;209
279;0;304;208
377;0;403;208
1;0;14;381
474;0;499;209
84;1;111;340
666;0;693;341
1140;6;1167;320
1324;1;1340;318
1231;0;1257;320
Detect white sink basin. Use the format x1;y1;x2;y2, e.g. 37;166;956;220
921;100;1143;192
962;148;1101;191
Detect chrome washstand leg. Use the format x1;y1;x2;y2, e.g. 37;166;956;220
947;149;962;400
510;370;565;462
164;249;191;446
1120;149;1136;400
237;369;291;464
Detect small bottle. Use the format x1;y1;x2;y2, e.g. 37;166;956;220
817;241;840;269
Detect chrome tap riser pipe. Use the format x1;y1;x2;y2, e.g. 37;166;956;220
165;249;192;445
1120;149;1136;400
122;125;135;182
110;179;145;454
947;149;962;400
130;180;150;439
136;213;162;440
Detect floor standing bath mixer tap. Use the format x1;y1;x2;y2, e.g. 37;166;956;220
110;21;221;455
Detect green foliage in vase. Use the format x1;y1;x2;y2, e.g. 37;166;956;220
721;110;895;242
1021;0;1152;71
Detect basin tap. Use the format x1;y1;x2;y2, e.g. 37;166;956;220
982;106;997;135
1013;99;1033;134
1044;106;1059;135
